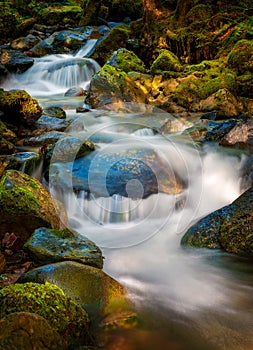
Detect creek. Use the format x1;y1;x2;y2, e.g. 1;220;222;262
2;42;253;350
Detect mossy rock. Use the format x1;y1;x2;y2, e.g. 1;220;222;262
227;39;253;74
0;2;21;40
0;282;90;348
0;312;64;350
181;186;253;256
86;64;147;108
198;72;237;100
150;50;182;75
24;227;103;269
107;48;146;73
19;261;131;318
170;75;199;109
39;5;82;26
91;25;130;66
0;170;67;243
0;89;42;127
185;4;212;25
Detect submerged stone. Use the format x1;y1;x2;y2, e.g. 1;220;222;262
24;227;103;269
49;145;182;198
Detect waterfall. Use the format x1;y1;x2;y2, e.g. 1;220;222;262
2;40;100;97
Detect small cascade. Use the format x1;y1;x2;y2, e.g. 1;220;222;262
133;128;155;136
3;43;101;97
74;39;98;58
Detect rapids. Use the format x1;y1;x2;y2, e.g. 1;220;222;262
2;42;253;350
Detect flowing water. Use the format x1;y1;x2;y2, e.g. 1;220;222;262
2;45;253;350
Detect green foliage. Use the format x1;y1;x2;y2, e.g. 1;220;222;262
0;282;90;345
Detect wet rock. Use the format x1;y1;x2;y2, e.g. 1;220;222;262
11;34;41;51
23;131;65;146
28;39;55;57
24;227;103;269
107;48;146;73
49;145;182;198
204;119;238;142
5;152;42;175
0;89;42;128
86;64;147;108
43;106;66;119
35;115;70;131
240;155;253;191
0;312;64;350
52;30;86;51
65;87;87;97
181;186;253;256
0;50;34;73
0;282;90;348
194;88;242;119
219;120;253;151
0;170;67;243
19;261;131;317
44;136;95;165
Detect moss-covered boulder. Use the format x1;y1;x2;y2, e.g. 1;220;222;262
227;39;253;74
19;261;131;318
194;88;242;119
92;25;130;66
86;64;147;108
0;170;67;243
24;227;103;269
181;186;253;256
0;312;64;350
150;49;182;74
43;106;66;119
107;48;146;73
0;89;42;127
0;282;90;348
38;5;83;26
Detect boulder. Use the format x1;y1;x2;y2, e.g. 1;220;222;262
181;187;253;256
11;34;41;51
91;25;130;66
227;39;253;74
0;50;34;73
0;312;64;350
19;261;131;317
42;106;66;119
107;48;146;73
49;145;182;198
0;282;90;348
5;152;42;175
23;131;65;146
35;115;70;131
24;227;103;269
194;88;242;119
0;89;42;128
86;64;147;108
0;170;67;242
150;49;182;74
38;5;83;26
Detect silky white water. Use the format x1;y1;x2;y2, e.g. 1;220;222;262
3;45;253;349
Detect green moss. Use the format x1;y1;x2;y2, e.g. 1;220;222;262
39;5;82;25
0;89;42;126
92;25;130;66
150;49;182;74
0;282;90;346
171;75;199;108
227;39;253;74
186;4;212;24
108;49;146;73
198;72;237;99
